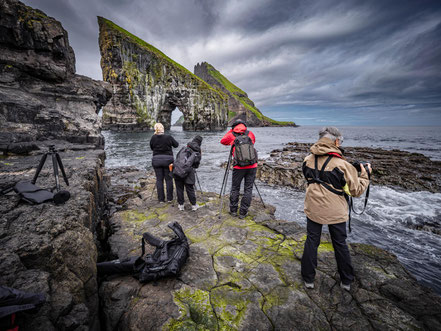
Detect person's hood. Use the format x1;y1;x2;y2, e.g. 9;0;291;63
187;141;201;153
310;137;343;157
232;123;247;134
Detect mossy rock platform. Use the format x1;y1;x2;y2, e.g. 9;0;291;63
100;172;441;330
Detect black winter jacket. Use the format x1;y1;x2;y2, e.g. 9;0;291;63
150;134;179;167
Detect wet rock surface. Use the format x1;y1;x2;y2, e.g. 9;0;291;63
257;142;441;193
0;0;111;149
0;142;107;330
99;170;441;330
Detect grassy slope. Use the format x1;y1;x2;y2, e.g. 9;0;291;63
98;17;225;97
204;63;295;126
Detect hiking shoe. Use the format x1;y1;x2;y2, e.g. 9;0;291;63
304;281;314;289
340;282;351;291
229;211;237;217
238;213;247;219
191;204;199;211
178;204;185;211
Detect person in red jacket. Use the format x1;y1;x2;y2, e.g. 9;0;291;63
220;119;257;218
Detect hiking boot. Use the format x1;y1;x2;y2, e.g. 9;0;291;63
340;282;351;291
304;281;314;289
229;211;237;217
238;213;247;219
178;204;185;211
191;204;199;211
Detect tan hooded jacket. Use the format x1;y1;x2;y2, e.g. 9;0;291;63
303;137;369;224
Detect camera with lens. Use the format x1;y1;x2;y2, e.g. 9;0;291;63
351;161;370;174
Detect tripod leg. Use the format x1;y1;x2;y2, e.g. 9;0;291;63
253;182;266;208
52;153;60;191
32;153;48;184
56;153;69;186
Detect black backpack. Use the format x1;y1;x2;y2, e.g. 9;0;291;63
133;222;189;283
173;147;196;178
233;131;258;167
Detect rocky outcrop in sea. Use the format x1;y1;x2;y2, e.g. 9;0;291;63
97;17;228;131
257;142;441;193
98;168;441;330
194;62;296;127
0;0;111;151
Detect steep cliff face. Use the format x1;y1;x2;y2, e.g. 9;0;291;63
0;0;111;151
98;17;228;131
194;62;296;127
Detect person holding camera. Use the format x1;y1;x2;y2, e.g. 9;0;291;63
301;127;371;291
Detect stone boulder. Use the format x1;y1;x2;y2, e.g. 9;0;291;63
0;0;111;150
98;172;441;330
98;17;228;131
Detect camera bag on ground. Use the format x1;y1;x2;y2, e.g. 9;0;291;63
134;222;189;283
97;222;189;283
13;181;54;204
173;147;196;178
232;131;258;167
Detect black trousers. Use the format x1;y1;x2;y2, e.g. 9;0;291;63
153;166;173;202
175;177;196;205
301;217;354;285
230;167;257;216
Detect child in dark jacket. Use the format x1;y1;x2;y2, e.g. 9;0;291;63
173;136;203;211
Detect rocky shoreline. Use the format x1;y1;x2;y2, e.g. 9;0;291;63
97;168;441;330
256;142;441;193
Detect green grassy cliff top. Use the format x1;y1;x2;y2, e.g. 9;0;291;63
98;17;225;97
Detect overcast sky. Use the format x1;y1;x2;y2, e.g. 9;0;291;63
23;0;441;126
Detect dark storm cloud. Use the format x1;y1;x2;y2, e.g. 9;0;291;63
21;0;441;125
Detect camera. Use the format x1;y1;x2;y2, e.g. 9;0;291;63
351;161;370;174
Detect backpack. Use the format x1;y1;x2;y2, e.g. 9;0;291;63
173;147;196;178
133;222;189;283
233;131;258;167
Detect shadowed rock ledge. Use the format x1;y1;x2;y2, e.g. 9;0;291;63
99;169;441;330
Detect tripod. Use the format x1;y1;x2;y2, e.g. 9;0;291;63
195;171;203;195
32;145;69;191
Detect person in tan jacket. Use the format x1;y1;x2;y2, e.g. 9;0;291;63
301;127;371;291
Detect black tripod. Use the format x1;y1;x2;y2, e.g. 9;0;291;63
32;145;69;191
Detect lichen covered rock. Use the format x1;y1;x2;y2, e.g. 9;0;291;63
98;17;228;131
194;62;296;127
99;171;441;330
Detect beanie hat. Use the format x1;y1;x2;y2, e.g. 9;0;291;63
232;119;246;129
192;135;203;146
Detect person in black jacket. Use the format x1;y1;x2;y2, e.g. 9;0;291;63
174;136;202;211
149;123;179;202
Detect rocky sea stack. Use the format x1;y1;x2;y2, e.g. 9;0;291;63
98;17;228;131
195;62;296;127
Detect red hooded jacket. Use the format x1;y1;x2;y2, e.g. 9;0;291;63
220;123;257;169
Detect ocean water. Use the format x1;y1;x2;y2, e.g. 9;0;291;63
103;126;441;295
